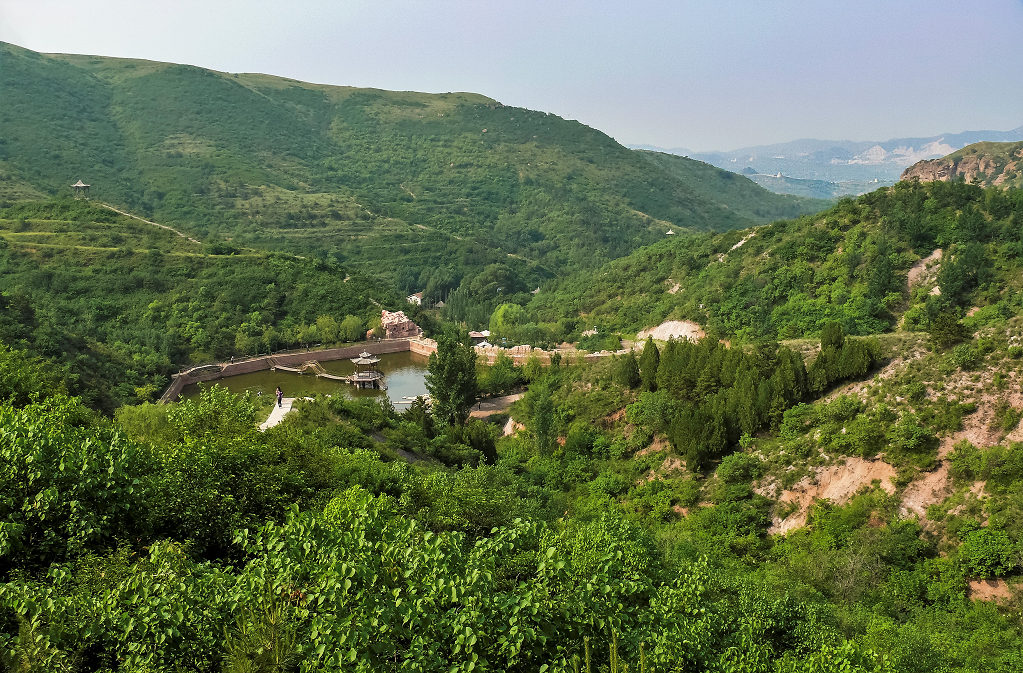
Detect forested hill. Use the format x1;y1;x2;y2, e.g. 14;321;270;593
0;41;822;288
0;199;409;410
522;179;1023;341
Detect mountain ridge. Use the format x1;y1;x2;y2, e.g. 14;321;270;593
0;40;822;297
632;125;1023;195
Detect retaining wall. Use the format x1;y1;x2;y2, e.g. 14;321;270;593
160;339;421;403
160;336;613;403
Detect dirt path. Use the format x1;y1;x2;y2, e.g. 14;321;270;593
99;203;202;244
470;392;524;418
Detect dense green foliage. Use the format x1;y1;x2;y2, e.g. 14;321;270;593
519;180;1023;343
0;199;403;409
0;336;1021;671
0;41;823;318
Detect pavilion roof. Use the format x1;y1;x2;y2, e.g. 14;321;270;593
71;180;90;188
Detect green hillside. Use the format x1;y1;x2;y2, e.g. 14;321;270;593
636;150;828;220
0;42;823;297
0;199;406;409
520;180;1021;342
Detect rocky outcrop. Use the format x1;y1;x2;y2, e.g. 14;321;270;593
379;310;422;339
902;141;1023;187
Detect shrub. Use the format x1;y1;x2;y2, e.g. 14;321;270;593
958;524;1019;578
950;343;981;370
716;453;764;485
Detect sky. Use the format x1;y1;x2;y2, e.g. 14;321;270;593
2;0;1022;151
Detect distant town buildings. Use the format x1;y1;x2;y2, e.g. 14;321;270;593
407;291;423;305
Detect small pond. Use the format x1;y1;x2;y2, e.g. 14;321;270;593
180;351;430;406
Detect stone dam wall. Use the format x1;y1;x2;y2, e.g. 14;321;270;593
160;339;421;403
159;336;617;403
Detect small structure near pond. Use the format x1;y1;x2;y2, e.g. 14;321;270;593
348;351;384;389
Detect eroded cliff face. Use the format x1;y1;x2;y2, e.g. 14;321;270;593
901;142;1023;187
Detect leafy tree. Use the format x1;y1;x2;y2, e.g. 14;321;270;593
425;330;479;425
315;315;341;344
339;314;365;342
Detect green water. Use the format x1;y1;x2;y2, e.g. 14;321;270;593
181;351;430;405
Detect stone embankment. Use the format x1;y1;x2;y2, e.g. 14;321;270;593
160;336;626;403
160;339;427;403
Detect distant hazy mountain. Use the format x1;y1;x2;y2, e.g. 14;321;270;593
632;126;1023;197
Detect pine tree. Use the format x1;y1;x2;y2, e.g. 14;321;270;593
531;382;557;454
639;337;660;392
614;351;641;389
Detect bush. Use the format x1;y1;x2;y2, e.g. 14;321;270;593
958;524;1019;578
950;343;981;370
716;453;764;485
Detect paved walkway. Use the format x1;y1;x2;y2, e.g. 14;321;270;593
259;397;312;431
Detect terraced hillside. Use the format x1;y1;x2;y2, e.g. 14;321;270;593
0;199;402;409
0;41;824;294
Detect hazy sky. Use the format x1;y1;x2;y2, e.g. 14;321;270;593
2;1;1021;151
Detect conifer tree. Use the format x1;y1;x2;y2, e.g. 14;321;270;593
639;337;660;391
614;351;641;389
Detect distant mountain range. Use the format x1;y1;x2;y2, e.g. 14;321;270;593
632;126;1023;197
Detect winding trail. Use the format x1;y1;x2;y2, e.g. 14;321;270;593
98;203;202;244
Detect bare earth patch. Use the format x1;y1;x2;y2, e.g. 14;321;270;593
637;320;705;342
900;463;953;518
907;248;942;290
968;578;1014;602
766;458;897;535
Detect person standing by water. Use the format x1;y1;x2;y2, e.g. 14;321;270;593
275;386;284;408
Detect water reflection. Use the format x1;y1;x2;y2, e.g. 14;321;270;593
180;351;429;405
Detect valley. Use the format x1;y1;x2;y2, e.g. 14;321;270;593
0;37;1022;673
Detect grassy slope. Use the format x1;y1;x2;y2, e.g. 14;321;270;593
526;179;1023;340
636;150;829;221
0;199;401;409
1;41;823;285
